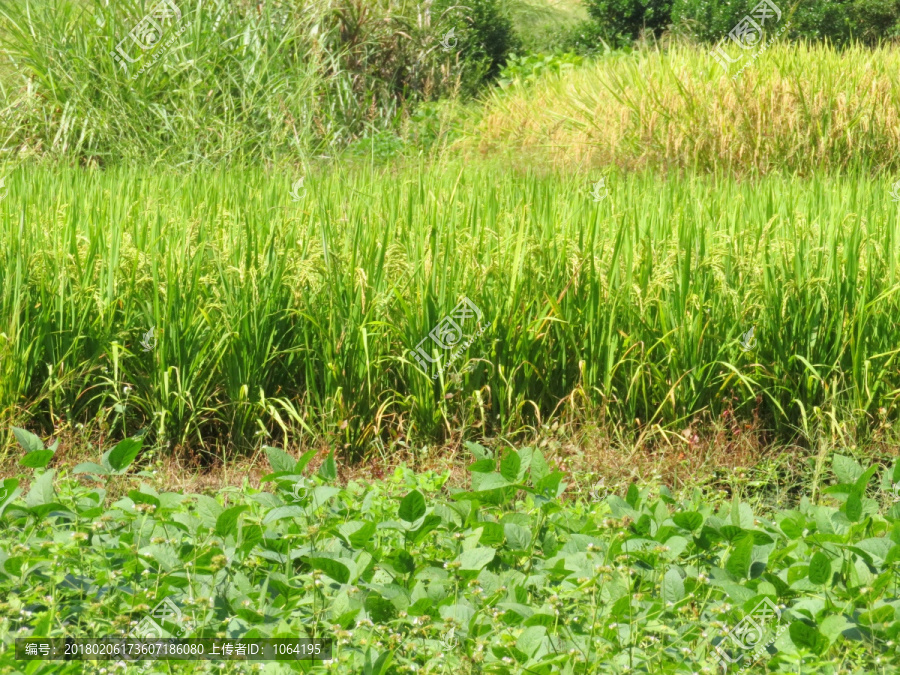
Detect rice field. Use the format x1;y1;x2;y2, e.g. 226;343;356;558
466;42;900;175
2;164;899;455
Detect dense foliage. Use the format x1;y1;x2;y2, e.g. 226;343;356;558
0;0;516;163
1;429;900;672
573;0;900;49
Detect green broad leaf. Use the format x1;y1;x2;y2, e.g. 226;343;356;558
262;505;307;524
364;593;396;623
479;521;506;546
363;649;394;675
504;523;531;551
388;550;415;575
818;615;853;643
318;451;337;481
145;544;180;572
398;490;426;523
808;552;831;585
411;515;442;544
725;532;754;580
892;460;900;486
458;547;496;571
20;450;54;469
854;465;878;493
464;441;490;461
12;427;44;453
216;505;250;537
523;613;556;627
789;621;829;655
779;518;805;539
0;478;19;507
468;459;495;473
662;567;685;603
108;438;142;472
128;490;161;509
194;494;223;528
30;503;70;519
537;471;565;497
295;448;318;473
858;605;895;627
516;625;547;658
310;486;341;509
845;491;863;522
673;512;703;531
348;521;377;549
25;470;55;508
264;446;296;474
833;454;864;484
472;472;512;492
500;451;521;483
308;557;350;584
625;483;640;508
530;449;549;484
407;597;433;616
73;462;110;477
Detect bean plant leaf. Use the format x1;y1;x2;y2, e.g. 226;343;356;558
845;491;863;522
319;451;337;481
296;449;318;473
216;505;250;537
20;450;54;469
307;556;350;584
25;470;55;508
398;490;426;523
530;449;549;483
108;438;142;472
72;462;110;477
808;552;831;585
264;446;296;474
725;532;754;580
348;521;377;549
789;621;829;654
500;450;521;483
626;483;640;508
12;427;43;453
662;567;685;603
833;454;864;484
458;547;495;571
673;512;703;531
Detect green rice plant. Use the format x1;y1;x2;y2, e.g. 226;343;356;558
2;162;900;455
468;41;900;175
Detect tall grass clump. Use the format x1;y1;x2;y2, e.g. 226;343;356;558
0;0;516;164
468;42;900;175
2;163;900;455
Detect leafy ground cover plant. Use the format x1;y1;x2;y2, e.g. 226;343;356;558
1;429;900;673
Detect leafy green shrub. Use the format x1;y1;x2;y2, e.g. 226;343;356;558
579;0;675;48
672;0;900;46
433;0;520;95
497;52;584;88
576;0;900;49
